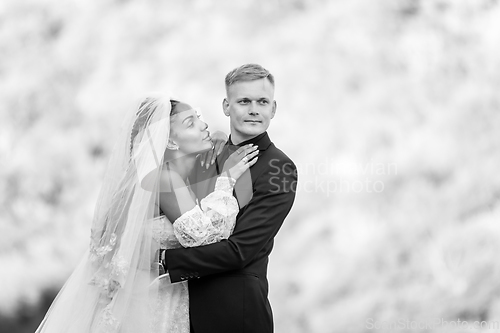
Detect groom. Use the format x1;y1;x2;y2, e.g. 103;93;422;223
165;64;297;333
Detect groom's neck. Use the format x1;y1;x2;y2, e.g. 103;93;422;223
230;132;262;146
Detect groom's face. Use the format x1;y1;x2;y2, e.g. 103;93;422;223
223;78;276;145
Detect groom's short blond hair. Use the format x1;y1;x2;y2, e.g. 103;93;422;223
225;64;274;94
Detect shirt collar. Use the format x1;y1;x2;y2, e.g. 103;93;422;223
228;132;271;151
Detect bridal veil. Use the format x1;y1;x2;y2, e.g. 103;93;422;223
36;93;174;332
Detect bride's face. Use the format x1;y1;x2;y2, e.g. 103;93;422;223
169;103;213;154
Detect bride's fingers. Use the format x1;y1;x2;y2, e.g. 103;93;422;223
240;145;258;159
240;155;258;170
244;150;259;161
236;144;253;155
239;150;259;167
247;155;258;167
242;144;258;154
246;145;258;153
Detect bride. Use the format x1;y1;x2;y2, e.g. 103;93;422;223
35;93;259;332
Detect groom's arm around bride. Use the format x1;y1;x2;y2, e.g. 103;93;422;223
165;63;297;333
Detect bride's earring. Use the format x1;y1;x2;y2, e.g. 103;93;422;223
167;140;179;151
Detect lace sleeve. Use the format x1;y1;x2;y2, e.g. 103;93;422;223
173;176;239;248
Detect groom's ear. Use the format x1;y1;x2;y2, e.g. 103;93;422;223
222;98;230;117
271;100;277;119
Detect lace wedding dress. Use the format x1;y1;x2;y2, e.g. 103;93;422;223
149;176;238;332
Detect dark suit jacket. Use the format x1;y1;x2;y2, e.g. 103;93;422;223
165;132;297;333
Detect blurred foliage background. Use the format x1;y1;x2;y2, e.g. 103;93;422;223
1;0;500;332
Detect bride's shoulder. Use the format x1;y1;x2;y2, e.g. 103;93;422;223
159;167;187;192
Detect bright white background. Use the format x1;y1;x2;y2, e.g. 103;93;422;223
1;0;500;332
